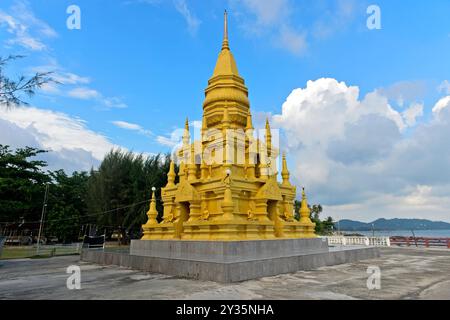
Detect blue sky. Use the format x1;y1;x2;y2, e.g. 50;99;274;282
1;0;450;221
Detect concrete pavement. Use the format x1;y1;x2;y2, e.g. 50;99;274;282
1;247;449;300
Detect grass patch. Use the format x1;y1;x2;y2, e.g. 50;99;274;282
0;246;80;260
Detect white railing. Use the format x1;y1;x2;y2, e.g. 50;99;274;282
323;236;390;247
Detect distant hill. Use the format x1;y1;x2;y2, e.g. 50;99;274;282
338;218;450;231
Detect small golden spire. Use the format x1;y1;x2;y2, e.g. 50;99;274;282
265;117;272;157
221;179;234;221
167;160;176;187
265;117;271;133
281;152;290;185
246;110;253;131
183;117;190;145
299;187;313;224
188;144;197;181
222;10;229;51
178;161;186;182
146;187;158;225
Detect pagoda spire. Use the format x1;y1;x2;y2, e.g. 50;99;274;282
299;187;313;225
183;117;190;145
185;117;189;130
203;9;250;129
265;117;272;157
281;152;290;186
246;110;254;131
145;187;158;225
222;10;229;51
167;160;176;187
265;117;271;136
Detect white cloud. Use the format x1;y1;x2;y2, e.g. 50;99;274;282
52;72;91;86
32;65;128;109
376;80;427;107
155;120;202;149
173;0;201;35
402;102;423;127
238;0;289;26
39;82;61;95
0;0;57;51
327;187;450;223
230;0;306;55
312;0;357;40
438;80;450;95
0;106;123;172
278;25;307;55
102;97;128;109
112;120;153;137
156;135;180;147
272;78;450;222
68;87;101;100
432;96;450;117
31;64;91;87
230;0;359;55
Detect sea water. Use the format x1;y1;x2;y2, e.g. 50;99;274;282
344;229;450;238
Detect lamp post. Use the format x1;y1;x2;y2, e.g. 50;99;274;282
36;184;49;255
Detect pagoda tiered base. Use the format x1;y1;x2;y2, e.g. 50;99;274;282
81;239;380;282
142;219;316;241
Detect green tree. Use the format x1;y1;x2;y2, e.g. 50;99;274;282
46;170;89;242
322;216;335;235
294;200;333;235
294;200;300;220
0;55;54;108
311;204;323;221
86;150;171;242
0;145;50;223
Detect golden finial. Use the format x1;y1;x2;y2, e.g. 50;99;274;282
183;117;190;145
222;10;230;50
265;117;271;131
265;117;272;156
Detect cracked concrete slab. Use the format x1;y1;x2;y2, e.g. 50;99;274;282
1;247;449;300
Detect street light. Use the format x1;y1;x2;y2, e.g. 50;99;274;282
36;183;49;255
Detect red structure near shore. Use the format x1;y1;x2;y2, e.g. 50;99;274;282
390;236;450;249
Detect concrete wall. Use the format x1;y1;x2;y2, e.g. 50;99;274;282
81;244;379;283
130;238;329;262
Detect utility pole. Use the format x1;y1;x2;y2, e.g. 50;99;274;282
336;215;341;235
36;184;49;255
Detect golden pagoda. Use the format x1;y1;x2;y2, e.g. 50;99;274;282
142;11;315;241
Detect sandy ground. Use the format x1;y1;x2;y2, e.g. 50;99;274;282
1;247;450;300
